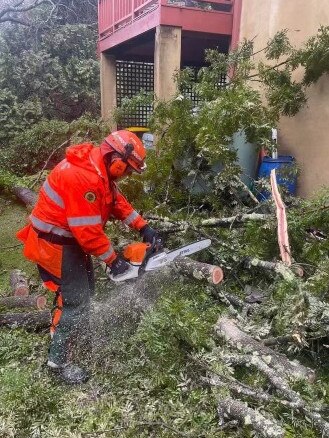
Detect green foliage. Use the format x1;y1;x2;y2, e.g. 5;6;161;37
2;119;69;175
0;169;20;191
136;284;221;362
115;28;329;212
299;26;329;85
0;1;100;146
0;88;43;143
265;30;293;60
0;23;99;136
0;115;110;176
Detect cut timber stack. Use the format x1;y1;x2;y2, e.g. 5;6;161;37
0;269;50;331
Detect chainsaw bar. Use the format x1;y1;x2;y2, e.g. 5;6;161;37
145;239;211;271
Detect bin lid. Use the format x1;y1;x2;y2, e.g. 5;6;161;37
126;127;150;133
262;155;295;163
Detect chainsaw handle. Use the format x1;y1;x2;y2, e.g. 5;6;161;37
139;239;163;273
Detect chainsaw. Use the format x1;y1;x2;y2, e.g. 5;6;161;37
108;238;211;282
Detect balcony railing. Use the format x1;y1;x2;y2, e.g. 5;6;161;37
99;0;233;39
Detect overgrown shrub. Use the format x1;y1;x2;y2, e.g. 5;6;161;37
0;115;111;176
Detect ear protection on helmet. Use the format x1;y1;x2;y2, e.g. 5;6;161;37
108;156;128;178
107;144;135;179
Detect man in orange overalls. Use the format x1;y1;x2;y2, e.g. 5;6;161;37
17;130;161;384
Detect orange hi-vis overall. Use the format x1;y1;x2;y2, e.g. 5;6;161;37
17;143;147;364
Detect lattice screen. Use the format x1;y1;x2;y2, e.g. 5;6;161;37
116;60;154;128
116;61;227;127
181;66;227;106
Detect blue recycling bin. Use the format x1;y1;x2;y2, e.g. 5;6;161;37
257;156;297;200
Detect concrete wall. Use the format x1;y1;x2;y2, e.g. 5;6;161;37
239;0;329;197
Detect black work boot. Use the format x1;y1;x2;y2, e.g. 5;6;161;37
47;361;90;385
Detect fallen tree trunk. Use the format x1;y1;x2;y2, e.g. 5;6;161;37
174;257;224;285
217;398;285;438
10;269;29;297
12;186;37;208
0;310;51;330
215;317;315;382
0;295;47;310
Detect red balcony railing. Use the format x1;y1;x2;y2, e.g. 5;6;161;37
99;0;233;39
99;0;159;38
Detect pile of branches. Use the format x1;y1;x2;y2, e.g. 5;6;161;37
142;191;329;435
11;184;329;436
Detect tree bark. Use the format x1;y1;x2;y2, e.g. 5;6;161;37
0;310;51;330
262;334;301;346
0;295;47;310
174;257;224;285
244;257;296;282
215;317;315;382
12;186;37;208
217;398;285;438
206;374;305;410
200;213;269;227
10;269;29;297
146;213;270;229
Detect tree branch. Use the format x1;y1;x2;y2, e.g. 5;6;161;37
0;0;48;24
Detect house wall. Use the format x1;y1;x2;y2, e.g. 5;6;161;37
239;0;329;197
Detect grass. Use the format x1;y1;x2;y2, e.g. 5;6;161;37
0;196;37;293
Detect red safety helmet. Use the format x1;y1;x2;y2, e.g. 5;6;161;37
100;130;147;176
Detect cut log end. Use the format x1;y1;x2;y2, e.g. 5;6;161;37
36;295;47;310
174;257;224;285
0;295;48;310
291;266;304;277
212;267;224;285
14;286;29;297
10;269;29;297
